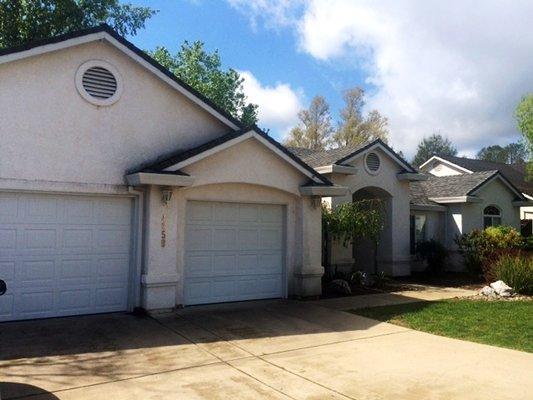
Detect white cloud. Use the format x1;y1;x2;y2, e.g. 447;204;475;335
239;70;304;136
230;0;533;157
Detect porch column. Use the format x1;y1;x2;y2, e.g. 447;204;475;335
141;185;180;310
293;197;324;297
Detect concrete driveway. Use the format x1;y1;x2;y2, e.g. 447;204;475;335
1;300;532;400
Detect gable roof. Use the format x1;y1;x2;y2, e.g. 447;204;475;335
0;24;243;130
288;139;417;173
133;128;333;186
410;170;527;205
421;154;533;196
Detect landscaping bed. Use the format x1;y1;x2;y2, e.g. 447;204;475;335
351;299;533;352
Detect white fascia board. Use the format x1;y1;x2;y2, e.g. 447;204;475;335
429;196;482;203
524;193;533;200
315;164;358;175
163;130;325;184
397;173;428;181
410;204;447;212
0;32;239;130
418;156;473;174
341;142;413;172
0;32;107;65
299;185;348;197
126;172;194;187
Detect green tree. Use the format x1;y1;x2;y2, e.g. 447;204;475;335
0;0;156;48
149;43;258;126
477;145;509;163
332;87;389;147
516;94;533;150
515;94;533;179
284;96;333;150
477;142;528;164
412;133;457;167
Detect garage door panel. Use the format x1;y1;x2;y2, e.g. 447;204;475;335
260;205;283;223
186;227;212;250
0;192;132;322
63;228;93;249
239;204;259;222
238;228;259;249
260;229;282;249
214;203;239;222
0;195;19;221
185;201;283;305
0;228;17;249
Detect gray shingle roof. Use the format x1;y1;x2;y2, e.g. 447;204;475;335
409;170;499;205
287;139;417;172
287;144;367;168
437;155;533;196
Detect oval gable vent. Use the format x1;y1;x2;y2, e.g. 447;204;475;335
366;152;381;173
82;66;117;99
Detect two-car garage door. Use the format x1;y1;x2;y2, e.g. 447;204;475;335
0;192;132;322
184;201;284;305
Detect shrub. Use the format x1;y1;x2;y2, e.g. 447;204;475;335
415;239;448;273
456;226;524;274
491;251;533;294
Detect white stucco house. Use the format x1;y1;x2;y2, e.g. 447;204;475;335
292;147;531;273
1;25;530;322
0;25;346;322
409;155;532;267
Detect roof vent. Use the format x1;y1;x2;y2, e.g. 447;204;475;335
76;60;123;106
82;66;117;99
365;152;381;174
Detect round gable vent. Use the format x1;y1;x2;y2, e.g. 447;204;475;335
365;152;381;174
82;66;117;99
76;60;123;106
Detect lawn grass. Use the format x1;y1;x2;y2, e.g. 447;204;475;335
352;299;533;352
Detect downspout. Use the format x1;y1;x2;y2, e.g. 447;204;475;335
128;185;145;311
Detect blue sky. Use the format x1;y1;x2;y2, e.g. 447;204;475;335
128;0;533;158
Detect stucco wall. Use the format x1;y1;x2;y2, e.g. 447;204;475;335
325;148;411;276
0;41;228;188
462;178;520;232
426;162;464;176
140;138;323;309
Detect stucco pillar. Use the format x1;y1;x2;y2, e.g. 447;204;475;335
293;198;324;297
141;186;180;310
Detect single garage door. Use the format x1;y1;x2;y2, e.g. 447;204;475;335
184;201;284;305
0;193;133;322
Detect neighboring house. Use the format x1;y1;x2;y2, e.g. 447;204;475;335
289;140;427;277
0;25;346;322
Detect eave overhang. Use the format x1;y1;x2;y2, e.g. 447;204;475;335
429;196;482;204
126;172;194;187
397;173;428;181
299;185;349;197
315;164;358;175
410;204;447;212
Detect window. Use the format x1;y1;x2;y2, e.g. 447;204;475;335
365;152;381;174
410;214;427;254
483;205;501;228
75;60;123;106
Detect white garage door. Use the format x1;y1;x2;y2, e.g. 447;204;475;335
184;201;284;305
0;193;133;322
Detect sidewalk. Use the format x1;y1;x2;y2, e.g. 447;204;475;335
312;286;478;310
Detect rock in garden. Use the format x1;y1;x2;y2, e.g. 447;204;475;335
328;279;352;295
490;280;514;297
480;286;496;297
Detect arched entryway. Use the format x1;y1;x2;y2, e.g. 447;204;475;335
352;186;393;274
